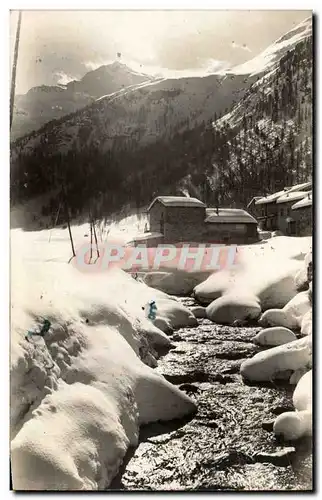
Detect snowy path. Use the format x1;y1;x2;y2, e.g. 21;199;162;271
110;298;312;491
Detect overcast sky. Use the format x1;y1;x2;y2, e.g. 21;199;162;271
10;10;311;94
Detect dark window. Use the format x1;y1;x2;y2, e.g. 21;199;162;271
280;208;284;216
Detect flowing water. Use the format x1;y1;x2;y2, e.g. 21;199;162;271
110;298;313;491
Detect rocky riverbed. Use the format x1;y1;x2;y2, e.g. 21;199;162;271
110;298;312;491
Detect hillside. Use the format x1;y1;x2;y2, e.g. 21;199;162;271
10;17;312;225
11;62;154;141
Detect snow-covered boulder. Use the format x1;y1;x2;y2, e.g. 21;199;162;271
206;293;261;325
283;291;311;327
151;296;198;329
258;309;298;329
240;336;312;382
253;327;297;347
273;370;312;440
191;306;207;319
259;291;311;330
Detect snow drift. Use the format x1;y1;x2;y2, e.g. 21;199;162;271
10;240;197;490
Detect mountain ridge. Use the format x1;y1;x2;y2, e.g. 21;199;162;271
10;17;312;227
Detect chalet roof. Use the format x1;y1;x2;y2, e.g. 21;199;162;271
285;181;312;193
276;191;308;204
255;181;312;206
247;196;262;208
255;189;288;205
205;208;257;224
148;196;206;211
292;191;312;210
126;232;163;246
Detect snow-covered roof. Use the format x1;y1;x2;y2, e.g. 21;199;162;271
276;191;308;204
148;196;206;210
205;208;257;224
129;232;163;242
284;181;312;194
292;192;313;210
255;189;289;205
255;181;312;206
247;196;262;208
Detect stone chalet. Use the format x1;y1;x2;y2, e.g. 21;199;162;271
129;196;258;246
249;181;312;235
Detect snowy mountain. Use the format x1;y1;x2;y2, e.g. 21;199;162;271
231;16;312;76
12;62;154;141
11;72;255;154
10;17;312;223
208;25;312;205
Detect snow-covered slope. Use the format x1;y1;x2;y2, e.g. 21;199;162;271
232;17;312;76
10;226;198;490
11;71;254;157
209;24;312;205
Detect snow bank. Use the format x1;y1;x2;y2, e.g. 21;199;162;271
11;237;197;490
193;237;311;324
273;370;312;440
253;327;297;347
240;336;312;382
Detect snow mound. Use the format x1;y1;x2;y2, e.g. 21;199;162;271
240;336;312;382
253;327;296;347
206;293;261;325
273;370;312;440
11;258;197;490
193;269;238;304
193;237;311;319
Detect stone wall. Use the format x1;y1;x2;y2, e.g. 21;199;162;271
163;206;206;242
294;207;312;236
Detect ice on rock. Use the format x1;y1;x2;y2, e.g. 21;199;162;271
253;327;297;347
273;370;312;440
240;336;312;382
206;293;261;325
